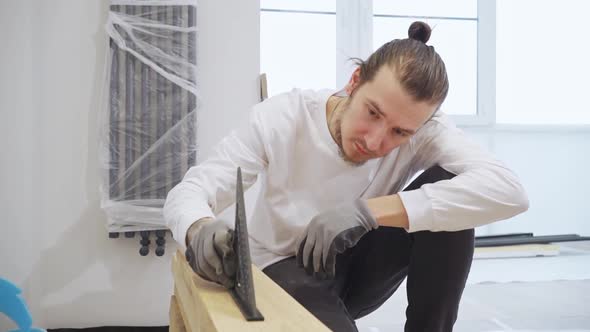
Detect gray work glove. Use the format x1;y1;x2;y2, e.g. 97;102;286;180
295;199;379;279
185;218;237;288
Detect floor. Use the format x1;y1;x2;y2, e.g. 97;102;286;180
356;241;590;331
357;280;590;331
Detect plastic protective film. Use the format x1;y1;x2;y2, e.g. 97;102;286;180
99;1;198;232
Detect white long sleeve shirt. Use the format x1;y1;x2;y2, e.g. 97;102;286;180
163;88;529;269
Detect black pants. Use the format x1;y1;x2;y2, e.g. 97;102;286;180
263;166;475;332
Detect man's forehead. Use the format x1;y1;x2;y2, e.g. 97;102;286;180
363;75;436;129
364;93;424;133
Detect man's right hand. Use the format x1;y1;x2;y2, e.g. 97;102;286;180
185;218;237;288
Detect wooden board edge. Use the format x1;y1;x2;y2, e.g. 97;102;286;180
172;252;217;332
169;295;187;332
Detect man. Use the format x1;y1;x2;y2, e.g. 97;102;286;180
164;22;529;331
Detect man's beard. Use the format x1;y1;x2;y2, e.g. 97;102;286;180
331;103;366;167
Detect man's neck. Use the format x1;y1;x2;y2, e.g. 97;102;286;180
326;95;344;142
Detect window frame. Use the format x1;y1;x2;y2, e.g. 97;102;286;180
262;0;590;130
336;0;494;127
259;0;503;127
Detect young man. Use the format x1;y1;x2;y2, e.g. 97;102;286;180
164;22;529;331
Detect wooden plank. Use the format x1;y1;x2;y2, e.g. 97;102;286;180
474;243;560;259
172;253;215;332
169;295;187;332
171;250;330;331
259;73;268;101
173;287;190;331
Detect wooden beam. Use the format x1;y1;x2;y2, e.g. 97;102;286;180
169;295;187;332
259;73;268;101
171;250;330;331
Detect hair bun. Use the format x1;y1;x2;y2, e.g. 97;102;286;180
408;21;431;44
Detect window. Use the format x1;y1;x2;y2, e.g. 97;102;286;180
260;0;337;96
496;0;590;125
260;0;492;125
374;1;477;117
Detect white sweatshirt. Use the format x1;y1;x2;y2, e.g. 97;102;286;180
163;89;529;269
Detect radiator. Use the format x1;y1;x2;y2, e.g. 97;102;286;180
101;1;198;232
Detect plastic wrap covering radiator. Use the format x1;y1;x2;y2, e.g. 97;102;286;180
100;1;198;232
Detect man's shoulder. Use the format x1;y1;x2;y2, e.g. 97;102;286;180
252;88;331;124
259;88;329;108
414;111;460;139
408;111;470;152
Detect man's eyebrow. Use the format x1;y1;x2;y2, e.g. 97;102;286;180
367;99;416;135
367;99;385;117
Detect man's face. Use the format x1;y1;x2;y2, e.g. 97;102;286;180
334;65;438;165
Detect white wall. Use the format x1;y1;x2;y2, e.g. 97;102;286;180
0;0;260;329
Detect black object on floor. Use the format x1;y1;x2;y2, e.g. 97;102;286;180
475;233;590;247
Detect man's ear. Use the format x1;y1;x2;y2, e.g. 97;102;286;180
345;67;362;96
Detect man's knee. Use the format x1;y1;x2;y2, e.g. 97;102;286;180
412;229;475;279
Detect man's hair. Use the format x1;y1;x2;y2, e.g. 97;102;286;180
353;21;449;107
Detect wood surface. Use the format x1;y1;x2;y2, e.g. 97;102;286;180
171;250;330;331
169;295;187;332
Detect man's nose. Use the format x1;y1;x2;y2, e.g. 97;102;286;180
365;126;386;152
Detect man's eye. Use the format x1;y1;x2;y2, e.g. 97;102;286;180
368;109;379;118
393;128;408;137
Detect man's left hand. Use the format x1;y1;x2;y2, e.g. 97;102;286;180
295;199;379;279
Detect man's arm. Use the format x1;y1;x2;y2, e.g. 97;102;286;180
294;194;410;277
164;98;279;248
296;114;529;277
366;194;409;229
391;113;529;233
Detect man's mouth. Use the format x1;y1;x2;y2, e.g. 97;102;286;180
354;141;370;156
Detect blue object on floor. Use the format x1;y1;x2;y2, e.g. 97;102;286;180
0;277;46;332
